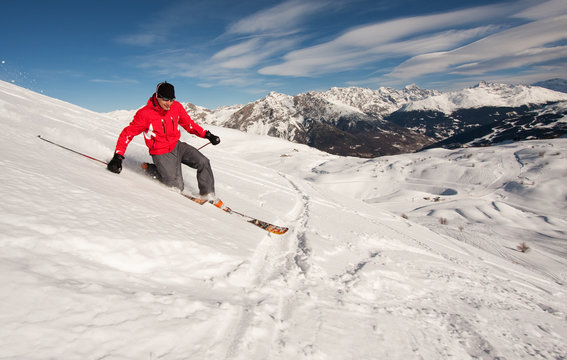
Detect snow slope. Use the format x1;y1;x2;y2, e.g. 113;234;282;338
1;80;566;359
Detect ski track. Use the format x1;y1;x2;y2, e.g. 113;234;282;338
199;172;313;359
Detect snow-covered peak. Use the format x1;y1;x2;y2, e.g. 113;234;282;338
203;104;243;126
182;102;210;114
263;91;294;104
403;82;567;113
404;83;420;91
314;85;439;118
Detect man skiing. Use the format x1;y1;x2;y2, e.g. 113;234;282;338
107;82;221;201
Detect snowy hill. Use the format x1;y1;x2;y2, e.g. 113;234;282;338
402;82;567;114
1;80;566;359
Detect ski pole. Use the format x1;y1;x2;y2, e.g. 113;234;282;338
37;135;109;165
197;142;211;151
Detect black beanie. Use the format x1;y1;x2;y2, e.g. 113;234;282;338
156;82;175;100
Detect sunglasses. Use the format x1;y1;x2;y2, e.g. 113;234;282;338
158;96;175;102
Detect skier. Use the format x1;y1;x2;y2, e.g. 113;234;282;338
106;82;221;200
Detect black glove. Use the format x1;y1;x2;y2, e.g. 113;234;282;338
107;153;124;174
205;131;220;145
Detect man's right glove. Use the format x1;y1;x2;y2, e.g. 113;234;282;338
205;131;221;145
107;153;124;174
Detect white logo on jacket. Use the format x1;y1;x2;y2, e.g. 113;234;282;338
144;123;156;140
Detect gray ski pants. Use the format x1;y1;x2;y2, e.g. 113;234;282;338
151;141;215;195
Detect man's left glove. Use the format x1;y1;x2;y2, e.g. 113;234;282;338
107;153;124;174
205;131;221;145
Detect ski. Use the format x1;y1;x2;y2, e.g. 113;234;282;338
142;163;289;235
230;210;289;235
184;194;289;235
182;193;209;205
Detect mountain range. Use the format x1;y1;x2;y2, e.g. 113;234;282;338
182;80;567;158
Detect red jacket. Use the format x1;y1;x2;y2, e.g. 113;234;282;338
114;95;207;156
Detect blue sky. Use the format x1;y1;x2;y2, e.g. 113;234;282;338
1;0;566;112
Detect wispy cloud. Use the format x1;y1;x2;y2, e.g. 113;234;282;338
259;3;516;76
258;0;567;88
181;0;329;87
212;38;299;69
388;12;567;80
226;0;328;35
513;0;567;20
